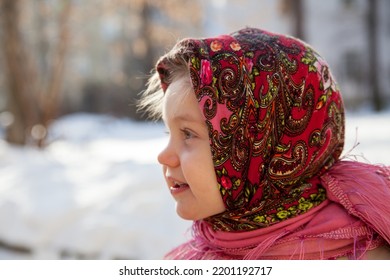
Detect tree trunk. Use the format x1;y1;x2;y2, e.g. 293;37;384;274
123;0;155;120
37;0;71;147
293;0;305;40
0;0;71;146
0;0;39;145
367;0;383;111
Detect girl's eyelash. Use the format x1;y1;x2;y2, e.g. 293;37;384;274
163;127;197;139
181;128;196;139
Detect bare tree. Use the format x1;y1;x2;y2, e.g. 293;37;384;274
0;0;71;146
0;0;39;145
279;0;305;40
292;0;305;40
121;0;203;119
367;0;384;111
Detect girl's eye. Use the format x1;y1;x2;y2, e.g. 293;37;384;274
181;128;195;140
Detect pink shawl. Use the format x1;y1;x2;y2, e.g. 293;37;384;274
165;161;390;259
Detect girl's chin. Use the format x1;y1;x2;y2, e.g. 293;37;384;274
175;203;204;221
175;204;224;221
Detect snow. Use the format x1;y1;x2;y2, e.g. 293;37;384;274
0;114;191;260
344;111;390;164
0;111;389;260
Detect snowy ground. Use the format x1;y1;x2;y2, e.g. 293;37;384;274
0;110;389;260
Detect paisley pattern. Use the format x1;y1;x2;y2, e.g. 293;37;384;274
159;28;345;231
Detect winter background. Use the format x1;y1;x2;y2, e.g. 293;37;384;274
0;0;389;260
0;110;389;260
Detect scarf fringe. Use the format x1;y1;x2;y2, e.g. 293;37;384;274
243;230;289;260
322;160;390;244
164;221;228;260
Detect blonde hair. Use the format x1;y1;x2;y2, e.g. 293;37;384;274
138;40;194;120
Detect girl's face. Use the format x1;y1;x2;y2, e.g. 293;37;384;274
158;76;226;220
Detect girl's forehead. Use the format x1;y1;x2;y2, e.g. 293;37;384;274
162;77;201;124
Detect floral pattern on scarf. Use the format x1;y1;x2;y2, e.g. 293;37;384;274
159;28;345;232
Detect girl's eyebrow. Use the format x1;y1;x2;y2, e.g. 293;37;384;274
161;113;197;125
171;112;202;124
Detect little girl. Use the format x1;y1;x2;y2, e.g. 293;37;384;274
139;27;390;259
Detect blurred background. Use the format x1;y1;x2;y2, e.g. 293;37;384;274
0;0;389;259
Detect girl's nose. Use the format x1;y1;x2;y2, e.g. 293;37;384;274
157;142;180;168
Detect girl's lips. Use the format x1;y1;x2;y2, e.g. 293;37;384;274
169;183;190;195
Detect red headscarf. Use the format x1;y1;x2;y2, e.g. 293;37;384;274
157;28;390;259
